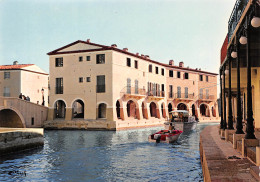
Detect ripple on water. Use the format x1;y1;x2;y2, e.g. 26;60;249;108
0;123;216;181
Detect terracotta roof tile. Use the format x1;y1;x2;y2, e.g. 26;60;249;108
0;64;34;70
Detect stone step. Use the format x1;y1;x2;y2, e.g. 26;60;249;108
250;166;260;181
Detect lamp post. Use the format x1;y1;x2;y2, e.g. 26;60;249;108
220;68;224;129
227;53;234;130
41;88;45;106
223;64;227;129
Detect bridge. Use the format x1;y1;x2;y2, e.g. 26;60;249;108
0;97;48;128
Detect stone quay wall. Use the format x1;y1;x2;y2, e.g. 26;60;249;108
0;128;44;155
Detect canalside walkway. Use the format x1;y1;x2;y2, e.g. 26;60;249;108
200;125;258;181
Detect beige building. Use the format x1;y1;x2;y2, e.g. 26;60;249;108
46;40;218;130
0;61;49;106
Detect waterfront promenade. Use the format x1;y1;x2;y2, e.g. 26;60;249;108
200;125;259;181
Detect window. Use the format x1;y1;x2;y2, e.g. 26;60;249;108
177;87;181;98
55;57;63;67
185;87;188;98
127;58;131;67
86;56;91;61
177;71;181;78
149;64;152;73
127;78;131;94
206;76;209;82
4;72;10;79
79;77;83;83
135;80;138;94
135;60;138;69
199;89;203;99
97;75;105;93
3;87;10;97
86;77;91;82
55;78;63;94
161;84;165;97
200;75;203;81
79;56;83;62
161;68;164;76
169;85;173;98
169;70;173;77
155;67;159;74
206;89;209;99
184;73;189;79
96;54;105;64
31;117;34;125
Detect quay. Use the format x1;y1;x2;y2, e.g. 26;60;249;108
200;125;260;181
0;128;44;156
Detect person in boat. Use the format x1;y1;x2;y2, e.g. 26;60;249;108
169;123;175;132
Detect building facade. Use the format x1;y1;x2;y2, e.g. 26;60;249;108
46;40;218;130
0;62;49;106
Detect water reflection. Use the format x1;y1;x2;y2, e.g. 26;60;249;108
0;123;217;181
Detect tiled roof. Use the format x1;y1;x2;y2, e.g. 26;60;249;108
0;64;34;70
47;40;218;76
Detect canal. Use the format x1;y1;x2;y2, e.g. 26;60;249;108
0;123;217;181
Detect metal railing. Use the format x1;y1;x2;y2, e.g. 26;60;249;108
121;86;146;96
228;0;249;42
175;93;194;99
147;91;165;97
168;92;173;98
198;94;215;100
55;86;63;94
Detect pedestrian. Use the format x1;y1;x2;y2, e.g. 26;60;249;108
19;93;22;99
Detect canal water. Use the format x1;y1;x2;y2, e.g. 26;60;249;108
0;123;217;182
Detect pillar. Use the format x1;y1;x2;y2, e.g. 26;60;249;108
228;56;234;129
223;64;227;129
220;68;224;128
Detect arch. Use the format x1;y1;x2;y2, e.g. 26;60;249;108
177;103;188;111
161;103;166;118
127;100;137;118
212;106;216;117
54;100;66;119
52;98;67;108
72;99;84;119
98;103;107;118
168;103;173;113
116;100;121;119
150;102;158;118
0;107;26;128
200;103;209;117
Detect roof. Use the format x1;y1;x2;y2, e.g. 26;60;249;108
47;40;218;76
0;64;34;70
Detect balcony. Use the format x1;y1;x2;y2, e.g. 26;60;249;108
175;93;194;100
198;94;215;101
228;0;249;42
147;90;165;101
120;86;146;99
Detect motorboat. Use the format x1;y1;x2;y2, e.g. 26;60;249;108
148;129;183;143
164;110;197;132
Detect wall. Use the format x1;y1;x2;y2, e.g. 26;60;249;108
0;70;21;97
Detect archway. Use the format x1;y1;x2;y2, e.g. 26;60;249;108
72;99;84;118
0;109;24;128
212;106;216;117
168;103;173;113
150;102;157;118
127;100;136;118
98;103;107;118
54;100;66;119
200;104;208;116
116;100;121;119
177;103;187;110
192;104;196;116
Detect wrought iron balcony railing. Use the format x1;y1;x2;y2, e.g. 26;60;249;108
168;92;173;98
228;0;249;42
147;90;165;97
121;86;146;96
55;86;63;94
198;94;215;100
96;85;106;93
175;93;194;99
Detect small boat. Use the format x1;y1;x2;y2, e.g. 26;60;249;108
164;110;198;132
148;129;183;143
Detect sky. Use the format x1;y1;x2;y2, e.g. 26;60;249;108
0;0;235;75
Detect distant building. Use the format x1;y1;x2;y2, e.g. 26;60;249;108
46;40;218;130
0;61;49;106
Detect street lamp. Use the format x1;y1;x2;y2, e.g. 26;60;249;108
251;16;260;28
41;88;45;106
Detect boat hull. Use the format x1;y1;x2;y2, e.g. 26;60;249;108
148;130;182;143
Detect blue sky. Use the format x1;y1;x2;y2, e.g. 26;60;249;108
0;0;235;74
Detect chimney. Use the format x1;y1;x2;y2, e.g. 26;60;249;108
123;48;128;52
111;44;117;48
179;61;184;67
141;54;144;57
86;39;91;43
169;60;174;66
145;55;150;59
13;61;18;65
136;53;139;56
